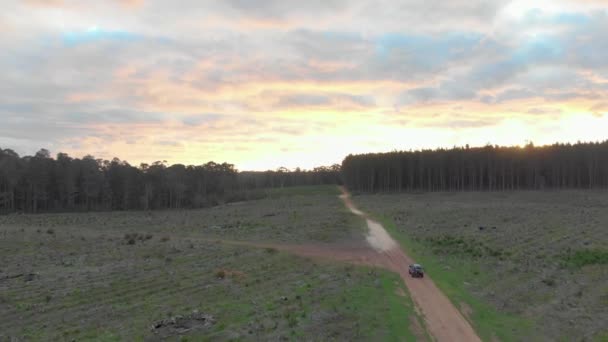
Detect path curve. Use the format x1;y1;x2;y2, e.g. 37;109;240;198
339;187;481;342
214;188;482;341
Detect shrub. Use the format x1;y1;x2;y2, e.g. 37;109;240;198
426;235;506;259
541;278;556;287
561;249;608;268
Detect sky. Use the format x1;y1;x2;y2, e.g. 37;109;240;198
1;0;608;170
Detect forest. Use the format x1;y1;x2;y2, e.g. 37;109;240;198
2;140;607;214
0;148;340;214
341;141;608;192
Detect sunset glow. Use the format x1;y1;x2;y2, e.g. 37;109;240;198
1;0;607;170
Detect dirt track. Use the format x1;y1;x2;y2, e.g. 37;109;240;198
218;188;482;341
341;189;480;341
229;188;481;342
340;188;482;341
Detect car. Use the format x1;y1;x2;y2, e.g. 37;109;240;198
408;264;424;278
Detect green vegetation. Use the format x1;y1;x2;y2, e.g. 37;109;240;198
595;332;608;342
0;186;357;245
425;235;506;259
342;141;608;192
377;271;431;341
264;184;342;197
375;215;534;341
561;249;608;268
1;237;420;341
356;190;608;340
0;147;341;214
0;186;422;341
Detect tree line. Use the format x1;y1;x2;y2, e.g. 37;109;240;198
342;141;608;192
3;140;606;213
0;148;340;214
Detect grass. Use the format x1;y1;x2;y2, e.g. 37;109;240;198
264;184;342;197
0;185;357;245
374;215;535;341
2;235;415;340
424;235;506;259
561;249;608;268
378;271;431;341
354;190;608;340
0;185;423;341
595;332;608;342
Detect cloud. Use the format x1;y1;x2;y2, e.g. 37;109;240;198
589;102;608;116
1;0;608;169
22;0;66;7
527;107;564;115
118;0;144;7
222;0;349;20
23;0;143;8
493;88;538;103
434;118;498;129
272;92;375;110
181;114;223;126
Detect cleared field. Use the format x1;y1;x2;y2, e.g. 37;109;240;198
0;186;362;245
356;190;608;341
0;186;427;341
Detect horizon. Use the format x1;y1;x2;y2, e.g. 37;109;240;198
5;138;606;172
2;1;608;171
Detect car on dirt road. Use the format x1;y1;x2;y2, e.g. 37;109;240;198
408;264;424;278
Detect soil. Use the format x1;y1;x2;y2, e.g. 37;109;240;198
410;314;430;342
460;301;473;322
356;190;608;340
0;190;490;341
334;188;481;341
339;186;481;342
150;311;216;338
0;187;482;341
220;187;482;342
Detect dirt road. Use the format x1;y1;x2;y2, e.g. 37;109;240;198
218;188;482;341
338;187;482;342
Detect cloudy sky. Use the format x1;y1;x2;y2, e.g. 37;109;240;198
2;0;608;170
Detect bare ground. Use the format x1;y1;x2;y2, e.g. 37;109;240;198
356;190;608;340
0;188;421;341
221;187;481;342
0;186;486;341
329;188;481;342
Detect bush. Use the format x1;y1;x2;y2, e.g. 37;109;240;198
561;249;608;268
541;278;556;287
426;235;505;259
124;233;153;242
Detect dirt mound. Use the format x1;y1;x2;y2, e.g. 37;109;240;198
151;311;215;337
